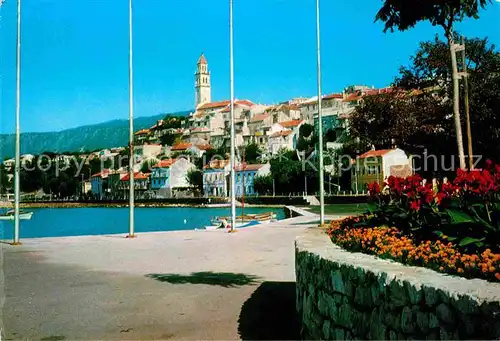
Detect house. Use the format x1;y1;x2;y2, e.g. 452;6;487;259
203;159;231;197
133;144;163;161
134;129;151;143
107;169;127;199
351;148;413;193
151;158;196;198
266;121;303;155
91;169;110;199
234;163;271;196
169;142;212;158
118;172;151;199
3;158;15;170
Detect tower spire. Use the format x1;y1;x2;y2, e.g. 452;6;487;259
195;53;211;108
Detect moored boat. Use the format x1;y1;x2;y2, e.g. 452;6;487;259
0;209;34;221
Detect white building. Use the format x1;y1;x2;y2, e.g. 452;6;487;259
351;148;413;193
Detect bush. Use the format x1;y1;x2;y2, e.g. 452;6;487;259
327;160;500;282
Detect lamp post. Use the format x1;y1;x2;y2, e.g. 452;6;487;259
127;0;136;238
12;0;22;245
315;0;325;225
229;0;236;232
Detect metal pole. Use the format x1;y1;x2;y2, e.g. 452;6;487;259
229;0;236;232
127;0;135;238
315;0;325;225
461;36;473;170
13;0;22;245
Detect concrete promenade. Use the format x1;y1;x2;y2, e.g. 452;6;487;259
1;215;323;340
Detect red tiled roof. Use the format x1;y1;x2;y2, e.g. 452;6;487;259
197;100;231;110
91;169;110;178
203;159;230;170
344;93;362;102
235;99;254;107
323;93;343;100
250;113;270;122
171;142;192;151
135;129;150;135
121;172;150;181
270;130;293;138
195;144;212;151
235;164;266;171
359;149;393;158
198;53;207;65
279;119;303;128
153;159;177;168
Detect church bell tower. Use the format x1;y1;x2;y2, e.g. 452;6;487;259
195;53;211;108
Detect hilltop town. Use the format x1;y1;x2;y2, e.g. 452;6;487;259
0;53;423;201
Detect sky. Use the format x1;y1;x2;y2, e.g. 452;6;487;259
0;0;499;134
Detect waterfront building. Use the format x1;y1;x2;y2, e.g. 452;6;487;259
202;159;231;197
351;147;413;193
234;163;271;196
118;172;151;199
151;158;196;198
91;169;110;200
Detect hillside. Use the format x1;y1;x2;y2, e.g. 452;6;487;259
0;110;191;157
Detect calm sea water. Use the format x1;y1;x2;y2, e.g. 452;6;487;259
0;207;285;239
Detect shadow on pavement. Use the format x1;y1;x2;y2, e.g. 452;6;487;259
238;281;300;340
146;271;259;287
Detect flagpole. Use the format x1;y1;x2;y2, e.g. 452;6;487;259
315;0;325;226
13;0;22;245
229;0;236;232
127;0;135;238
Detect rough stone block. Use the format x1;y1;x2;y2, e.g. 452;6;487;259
336;304;354;328
333;293;344;305
436;303;455;325
352;310;369;338
440;326;458;340
401;306;416;334
416;311;429;333
317;292;329;317
333;327;345;340
451;294;479;315
354;285;373;307
331;270;346;295
389;330;398;340
428;312;439;329
322;320;331;340
458;313;476;337
369;308;387;340
371;282;385;306
329;302;339;322
405;281;423;305
389;279;409;307
423;285;439;307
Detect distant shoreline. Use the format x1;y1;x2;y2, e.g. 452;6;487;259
0;201;285;209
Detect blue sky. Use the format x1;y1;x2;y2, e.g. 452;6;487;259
0;0;499;134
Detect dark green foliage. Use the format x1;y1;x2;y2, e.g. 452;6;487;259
186;169;203;194
253;174;273;195
243;143;262;164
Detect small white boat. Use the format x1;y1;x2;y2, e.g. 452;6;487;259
0;210;33;221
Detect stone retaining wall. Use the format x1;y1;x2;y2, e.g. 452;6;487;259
295;228;500;340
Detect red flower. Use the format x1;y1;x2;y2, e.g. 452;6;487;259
410;199;421;211
436;192;447;205
368;182;381;196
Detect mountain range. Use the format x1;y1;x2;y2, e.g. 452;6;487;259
0;110;191;158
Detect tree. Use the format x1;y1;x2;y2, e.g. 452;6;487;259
376;0;491;169
394;35;500;162
140;159;158;173
296;123;316;156
243;142;262;164
160;133;176;146
0;164;10;194
254;174;273;195
186;169;203;194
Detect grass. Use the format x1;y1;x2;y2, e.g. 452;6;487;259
305;204;368;216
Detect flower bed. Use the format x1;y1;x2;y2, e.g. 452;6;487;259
327;161;500;283
328;217;500;282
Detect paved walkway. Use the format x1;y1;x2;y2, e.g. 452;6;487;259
1;215;321;340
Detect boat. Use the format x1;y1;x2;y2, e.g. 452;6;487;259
0;209;34;221
211;212;276;226
202;220;261;231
